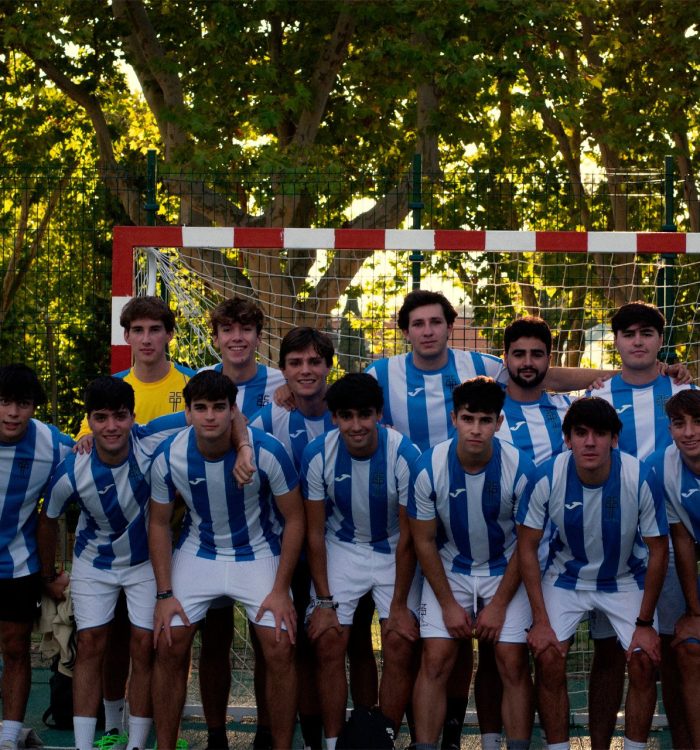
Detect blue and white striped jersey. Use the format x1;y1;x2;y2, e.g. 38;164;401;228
365;349;504;451
249;403;334;471
300;425;420;554
0;420;73;579
408;437;533;576
517;450;668;591
497;392;572;465
151;426;298;561
45;413;186;570
590;375;694;461
199;363;286;419
647;444;700;543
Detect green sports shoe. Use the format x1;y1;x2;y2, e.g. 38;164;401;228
94;729;128;749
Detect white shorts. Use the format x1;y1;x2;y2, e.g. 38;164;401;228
419;569;531;643
590;546;679;638
308;537;421;626
543;583;655;650
71;555;156;631
169;550;286;629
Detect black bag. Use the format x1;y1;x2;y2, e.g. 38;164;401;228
42;658;73;730
336;706;396;749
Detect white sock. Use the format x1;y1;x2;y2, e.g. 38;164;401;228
103;697;126;733
127;715;153;750
547;743;570;750
482;732;501;750
623;738;646;750
74;716;98;750
0;720;22;744
326;738;338;750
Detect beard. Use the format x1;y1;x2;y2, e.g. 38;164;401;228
508;367;547;389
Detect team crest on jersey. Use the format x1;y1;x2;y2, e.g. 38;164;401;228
371;472;385;487
483;481;500;506
603;495;619;519
169;391;184;411
445;377;461;392
544;408;562;427
655;394;670;411
257;394;272;408
16;458;31;477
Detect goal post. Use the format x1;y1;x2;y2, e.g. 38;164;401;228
112;225;700;722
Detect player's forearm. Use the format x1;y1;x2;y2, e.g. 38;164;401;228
391;533;417;607
273;515;304;592
231;410;249;449
412;532;454;609
638;535;669;621
306;509;331;597
671;524;700;615
517;527;549;624
490;549;522;607
148;511;174;591
544;366;610;392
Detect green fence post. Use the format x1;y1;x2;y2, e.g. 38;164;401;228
145;149;158;226
658;155;677;363
409;153;423;290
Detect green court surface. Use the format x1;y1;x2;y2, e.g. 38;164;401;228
16;667;674;750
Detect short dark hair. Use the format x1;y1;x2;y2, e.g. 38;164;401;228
665;390;700;422
452;376;505;416
504;317;552;355
279;327;335;369
325;373;383;413
397;290;457;331
120;296;176;333
210;297;265;336
85;376;135;416
183;370;238;407
611;302;665;335
562;397;622;438
0;364;46;406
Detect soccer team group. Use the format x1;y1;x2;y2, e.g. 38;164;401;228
2;290;700;750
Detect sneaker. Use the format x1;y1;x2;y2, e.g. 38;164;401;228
94;729;128;749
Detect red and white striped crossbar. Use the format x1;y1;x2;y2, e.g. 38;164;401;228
111;225;700;372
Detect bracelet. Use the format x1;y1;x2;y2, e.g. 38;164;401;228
315;598;338;610
238;442;252;450
156;589;174;600
635;617;654;628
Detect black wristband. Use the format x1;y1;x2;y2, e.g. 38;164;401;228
635;617;654;628
316;595;333;601
156;589;174;600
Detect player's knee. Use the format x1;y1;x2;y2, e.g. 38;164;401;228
129;627;155;662
314;628;347;663
627;649;655;685
1;632;30;662
77;626;109;658
535;645;567;682
419;643;456;683
495;644;529;684
674;639;700;666
382;629;414;662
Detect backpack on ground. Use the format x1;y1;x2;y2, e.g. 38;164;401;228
336;706;396;749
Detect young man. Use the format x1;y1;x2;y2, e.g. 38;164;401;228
0;364;73;750
38;377;184;750
149;370;304;750
200;296;285;750
590;301;696;748
77;295;196;742
409;377;535;750
249;326;334;750
646;391;700;748
302;373;422;750
517;397;669;750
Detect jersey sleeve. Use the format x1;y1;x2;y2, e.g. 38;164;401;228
407;453;437;521
255;431;299;496
300;437;327;502
150;449;177;504
44;460;77;519
638;463;669;538
516;465;550;530
395;437;421;508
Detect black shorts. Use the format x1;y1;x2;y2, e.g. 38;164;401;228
0;573;42;622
